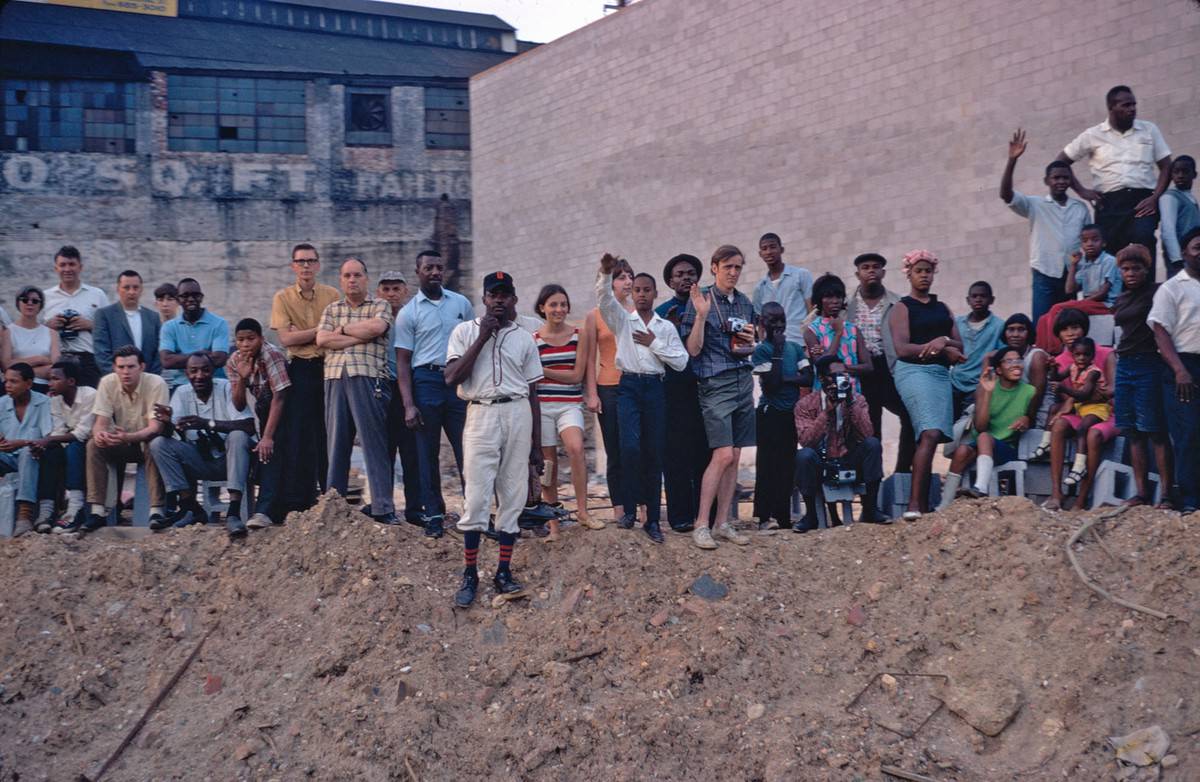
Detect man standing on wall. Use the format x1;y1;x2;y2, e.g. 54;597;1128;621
42;245;109;388
316;258;396;525
394;250;475;538
94;270;162;377
751;232;812;343
1058;85;1173;279
270;243;340;511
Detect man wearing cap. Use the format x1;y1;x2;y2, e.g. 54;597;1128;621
845;252;914;474
444;271;543;608
377;269;422;528
316;257;396;525
395;250;475;538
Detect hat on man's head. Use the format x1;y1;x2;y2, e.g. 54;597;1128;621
482;271;515;293
853;252;888;267
379;270;407;284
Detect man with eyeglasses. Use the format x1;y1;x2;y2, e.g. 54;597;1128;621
159;278;229;390
270;243;340;509
42;245;110;388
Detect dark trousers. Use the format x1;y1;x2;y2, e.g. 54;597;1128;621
286;357;327;509
1163;352;1200;508
37;440;85;500
251;404;285;522
63;351;101;388
794;437;884;495
1096;187;1160;279
388;387;423;521
663;372;708;526
325;375;394;516
616;374;666;523
596;383;622;508
413;365;466;518
859;354;915;473
753;405;797;525
1030;269;1069;331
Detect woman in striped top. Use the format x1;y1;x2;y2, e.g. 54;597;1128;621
535;284;601;540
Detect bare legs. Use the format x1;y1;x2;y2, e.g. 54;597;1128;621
696;445;740;528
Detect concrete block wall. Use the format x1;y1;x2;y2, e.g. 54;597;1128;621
0;76;473;328
470;0;1200;322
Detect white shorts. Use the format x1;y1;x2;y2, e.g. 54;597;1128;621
540;399;585;447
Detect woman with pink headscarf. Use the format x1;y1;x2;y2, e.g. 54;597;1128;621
887;250;965;520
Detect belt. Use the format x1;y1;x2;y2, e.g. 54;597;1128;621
621;371;664;379
416;363;446;372
469;396;518;405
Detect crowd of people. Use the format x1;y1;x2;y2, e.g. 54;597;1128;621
1;84;1198;608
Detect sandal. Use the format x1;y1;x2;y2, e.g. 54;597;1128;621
1029;443;1050;461
1042;497;1061;511
1063;466;1085;488
901;510;922;522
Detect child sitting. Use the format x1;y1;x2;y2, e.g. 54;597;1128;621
940;348;1035;504
1034;224;1121;353
1044;336;1116;510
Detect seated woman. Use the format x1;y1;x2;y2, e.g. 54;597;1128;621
804;273;871;393
1044;336;1116;511
940;348;1035;505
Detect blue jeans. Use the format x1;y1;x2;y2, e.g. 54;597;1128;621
1163;352;1200;507
616;374;666;523
1115;352;1166;433
1031;269;1068;329
413;366;466;518
0;448;39;504
37;440;85;500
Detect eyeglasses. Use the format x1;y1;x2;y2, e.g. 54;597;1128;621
178;292;203;300
1000;358;1024;365
292;259;319;267
18;296;42;305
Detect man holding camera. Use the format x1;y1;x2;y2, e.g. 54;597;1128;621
42;246;109;388
794;354;884;529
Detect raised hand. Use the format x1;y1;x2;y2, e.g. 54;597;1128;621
478;313;501;339
978;366;997;392
1068;250;1082;268
600;252;618;275
1008;128;1027;160
689;282;711;319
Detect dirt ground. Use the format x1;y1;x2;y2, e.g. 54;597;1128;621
0;494;1196;781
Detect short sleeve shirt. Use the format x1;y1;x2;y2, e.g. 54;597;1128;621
92;372;169;432
679;286;756;379
41;283;109;353
751;265;813;343
1075;252;1121;307
270;283;341;360
169;379;254;444
1147;270;1200;354
318;297;394;380
751;340;805;411
1007;190;1091;277
1063;119;1171;193
227;340;292;402
976;381;1036;444
446;319;544;401
393;289;475;368
160;310;231;378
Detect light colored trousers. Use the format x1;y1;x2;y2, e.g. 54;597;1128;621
149;430;251;494
0;448;38;503
457;400;532;534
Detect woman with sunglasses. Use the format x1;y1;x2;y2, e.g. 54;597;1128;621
1;286;59;393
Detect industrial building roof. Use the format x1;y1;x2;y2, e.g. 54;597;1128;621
280;0;513;31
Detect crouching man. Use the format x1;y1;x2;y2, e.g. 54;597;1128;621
794;355;884;530
150;352;255;537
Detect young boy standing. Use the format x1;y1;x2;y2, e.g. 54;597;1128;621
597;255;688;543
949;281;1006;416
1161;156;1198;277
229;318;292;527
940;349;1035;504
1035;224;1120;353
751;302;807;530
444;272;544;608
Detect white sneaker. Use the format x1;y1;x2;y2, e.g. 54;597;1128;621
246;513;274;529
692;526;718;550
715;523;750;546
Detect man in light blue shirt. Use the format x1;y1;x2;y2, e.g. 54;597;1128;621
0;363;52;535
159;278;230;388
1161;156;1199;276
751;232;813;342
394;251;475;535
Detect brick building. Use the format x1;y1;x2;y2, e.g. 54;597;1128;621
471;0;1200;321
0;0;524;322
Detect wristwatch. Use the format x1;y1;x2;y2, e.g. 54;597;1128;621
207;419;216;431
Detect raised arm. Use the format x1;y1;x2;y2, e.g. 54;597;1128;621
685;284;711;358
999;129;1025;203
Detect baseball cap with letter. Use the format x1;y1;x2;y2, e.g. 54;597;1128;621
482;271;515;293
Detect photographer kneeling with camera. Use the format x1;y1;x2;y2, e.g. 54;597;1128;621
794;354;884;530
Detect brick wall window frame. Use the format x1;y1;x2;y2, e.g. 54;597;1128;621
425;86;469;150
166;74;306;153
0;79;136;153
345;88;391;146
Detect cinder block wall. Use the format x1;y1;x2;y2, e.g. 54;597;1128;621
471;0;1200;321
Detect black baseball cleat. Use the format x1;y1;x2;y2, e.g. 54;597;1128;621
492;569;524;595
617;513;637;530
423;515;444;538
80;513;108;533
643;520;665;544
454;572;479;608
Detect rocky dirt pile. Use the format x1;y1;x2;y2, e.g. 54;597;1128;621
0;495;1196;781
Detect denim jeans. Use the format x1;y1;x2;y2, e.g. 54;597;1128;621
616;374;666;523
0;448;39;503
413;366;466;518
37;440;85;500
1031;269;1068;329
1162;352;1200;507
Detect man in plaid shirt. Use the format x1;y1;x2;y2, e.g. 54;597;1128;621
316;258;397;525
230;317;292;528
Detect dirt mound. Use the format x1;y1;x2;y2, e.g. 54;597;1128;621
0;496;1196;780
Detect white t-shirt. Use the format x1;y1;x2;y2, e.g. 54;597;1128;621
42;283;110;353
124;307;144;350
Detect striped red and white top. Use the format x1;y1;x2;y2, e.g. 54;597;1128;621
535;328;582;404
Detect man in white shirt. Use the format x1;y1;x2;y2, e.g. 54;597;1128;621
31;360;96;532
751;232;813;342
42;246;110;387
1058;85;1173;279
1149;227;1200;511
94;270;162;376
149;352;256;537
596;253;688;543
444;271;544;609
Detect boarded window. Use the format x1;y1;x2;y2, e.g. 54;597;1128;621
425;87;468;150
166;75;306;153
